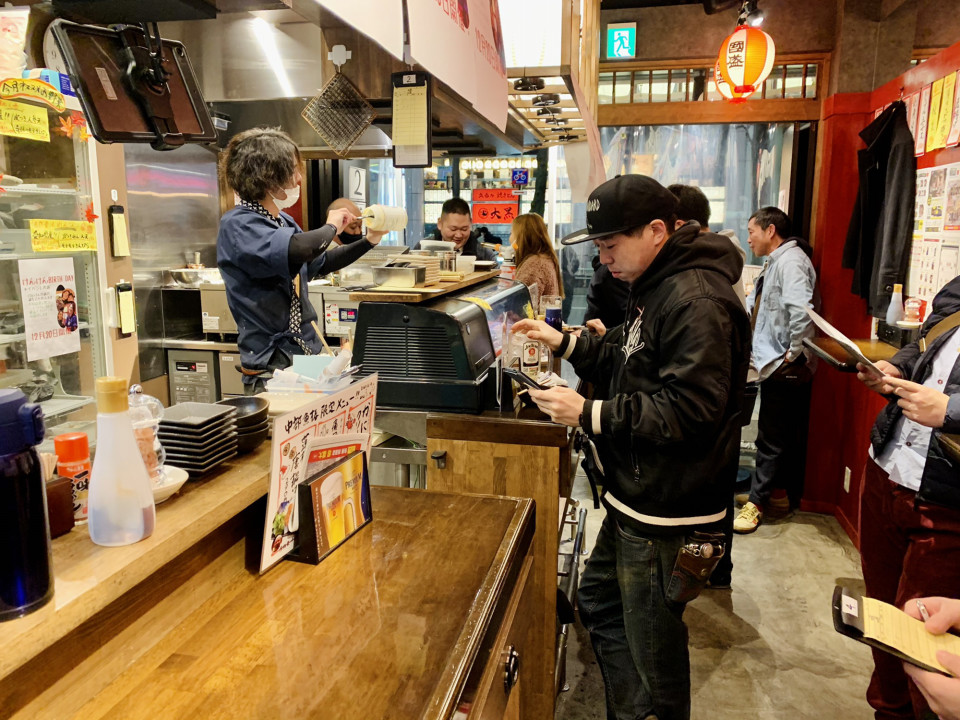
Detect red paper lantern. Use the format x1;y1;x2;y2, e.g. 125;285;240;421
714;61;751;103
717;25;775;95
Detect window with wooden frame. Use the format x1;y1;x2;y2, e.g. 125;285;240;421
598;57;825;105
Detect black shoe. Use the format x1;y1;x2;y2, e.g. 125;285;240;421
707;573;732;589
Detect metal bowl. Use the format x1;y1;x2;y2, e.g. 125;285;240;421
170;268;222;287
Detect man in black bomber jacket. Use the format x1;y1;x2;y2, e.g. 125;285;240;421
512;175;751;720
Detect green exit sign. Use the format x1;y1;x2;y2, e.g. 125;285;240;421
606;23;637;59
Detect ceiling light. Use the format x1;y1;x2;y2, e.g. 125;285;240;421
514;77;546;92
537;107;558;117
739;0;764;27
558;134;578;142
532;93;561;107
544;117;568;125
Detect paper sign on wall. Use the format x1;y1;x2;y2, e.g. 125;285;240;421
916;85;932;156
948;71;960;147
933;73;956;150
260;374;378;573
29;219;97;252
927;78;945;153
0;99;49;142
18;257;82;362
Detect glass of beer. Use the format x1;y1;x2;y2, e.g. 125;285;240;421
320;473;346;547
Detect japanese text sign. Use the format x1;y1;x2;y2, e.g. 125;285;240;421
260;373;378;573
472;202;518;224
0;99;49;142
29;219;97;252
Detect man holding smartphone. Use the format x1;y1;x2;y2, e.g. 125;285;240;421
512;175;750;720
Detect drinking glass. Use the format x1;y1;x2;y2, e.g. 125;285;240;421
540;295;563;331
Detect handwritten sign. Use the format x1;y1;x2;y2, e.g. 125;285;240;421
472;202;518;224
29;219;97;252
473;188;517;202
0;78;66;113
260;374;378;573
0;99;49;142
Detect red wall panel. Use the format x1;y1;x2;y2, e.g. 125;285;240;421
804;41;960;546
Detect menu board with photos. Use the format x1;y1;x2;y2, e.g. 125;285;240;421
909;163;960;310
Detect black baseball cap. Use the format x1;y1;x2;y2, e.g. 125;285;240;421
561;174;679;245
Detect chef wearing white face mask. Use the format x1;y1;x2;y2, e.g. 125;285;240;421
217;127;386;394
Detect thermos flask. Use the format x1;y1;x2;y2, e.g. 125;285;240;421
0;388;51;621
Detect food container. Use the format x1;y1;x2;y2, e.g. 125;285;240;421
372;265;427;288
436;251;456;272
456;255;476;274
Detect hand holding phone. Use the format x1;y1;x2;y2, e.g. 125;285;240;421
503;367;545;391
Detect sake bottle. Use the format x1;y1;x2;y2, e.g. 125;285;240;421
88;377;155;546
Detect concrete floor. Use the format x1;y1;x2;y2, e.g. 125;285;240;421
556;472;875;720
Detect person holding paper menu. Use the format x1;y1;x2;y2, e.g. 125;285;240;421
855;275;960;719
903;596;960;720
216;128;385;394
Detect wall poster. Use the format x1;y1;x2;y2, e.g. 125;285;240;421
18;257;81;361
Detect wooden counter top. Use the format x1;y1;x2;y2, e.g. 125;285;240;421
347;269;501;303
0;445;271;679
4;488;534;720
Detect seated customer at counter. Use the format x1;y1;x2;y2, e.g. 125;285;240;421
414;197;497;261
510;212;563;301
217;127;386;394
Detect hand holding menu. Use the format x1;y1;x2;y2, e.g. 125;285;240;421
834;586;960;675
805;308;887;377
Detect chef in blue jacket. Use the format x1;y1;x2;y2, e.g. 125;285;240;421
217;127;385;394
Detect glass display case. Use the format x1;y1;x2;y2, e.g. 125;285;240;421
0;102;107;437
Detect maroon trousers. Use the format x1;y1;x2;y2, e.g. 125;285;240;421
859;458;960;719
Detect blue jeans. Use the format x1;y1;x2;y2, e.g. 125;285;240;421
577;515;690;720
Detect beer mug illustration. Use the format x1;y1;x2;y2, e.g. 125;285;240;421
320;473;346;547
342;468;363;534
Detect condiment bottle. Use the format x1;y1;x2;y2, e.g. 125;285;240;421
0;388;52;621
88;377;156;547
886;283;905;325
361;205;407;232
54;432;91;523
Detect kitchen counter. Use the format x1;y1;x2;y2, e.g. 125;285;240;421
0;446;270;680
0;445;536;720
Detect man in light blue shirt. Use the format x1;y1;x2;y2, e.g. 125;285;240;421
734;207;817;533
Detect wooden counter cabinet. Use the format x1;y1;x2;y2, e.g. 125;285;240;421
425;411;572;720
0;453;536;720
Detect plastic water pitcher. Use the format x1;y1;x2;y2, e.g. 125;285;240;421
88;377;156;547
0;388;51;621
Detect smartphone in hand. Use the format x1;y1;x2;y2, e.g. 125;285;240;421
503;367;546;391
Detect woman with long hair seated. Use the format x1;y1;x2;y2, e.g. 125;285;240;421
511;213;564;303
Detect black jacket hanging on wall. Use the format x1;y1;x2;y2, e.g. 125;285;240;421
842;100;916;318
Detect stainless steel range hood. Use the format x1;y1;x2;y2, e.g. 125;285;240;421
160;7;533;157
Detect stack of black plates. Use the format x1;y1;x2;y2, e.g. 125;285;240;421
217;397;270;454
158;402;238;477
